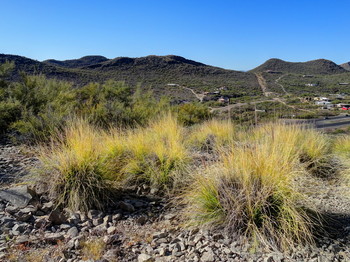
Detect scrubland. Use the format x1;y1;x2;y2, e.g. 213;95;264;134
35;114;350;251
2;62;350;254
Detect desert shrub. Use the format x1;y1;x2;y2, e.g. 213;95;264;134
39;119;114;211
128;88;171;126
183;141;318;250
0;62;19;132
175;102;211;125
295;112;317;119
76;83;171;128
75;80;131;127
0;101;21;133
6;75;76;141
4;74;174;142
188;119;236;151
1;63;215;142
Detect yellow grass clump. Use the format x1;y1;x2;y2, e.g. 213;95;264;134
333;135;350;159
332;135;350;182
81;238;106;261
39;119;114;211
183;139;318;250
39;114;190;212
122;113;189;191
188;119;236;151
251;123;333;178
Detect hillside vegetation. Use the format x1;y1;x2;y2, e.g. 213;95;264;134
252;58;347;75
44;55;109;68
0;61;210;142
0;54;262;99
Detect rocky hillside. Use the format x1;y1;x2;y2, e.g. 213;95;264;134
340;62;350;71
0;54;261;96
252;58;347;75
43;56;109;68
0;54;95;84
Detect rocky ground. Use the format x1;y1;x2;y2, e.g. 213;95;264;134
0;138;38;186
1;140;350;261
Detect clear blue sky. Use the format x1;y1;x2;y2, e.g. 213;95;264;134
1;0;349;71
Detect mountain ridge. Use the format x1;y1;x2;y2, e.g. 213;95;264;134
251;58;346;74
0;53;261;97
340;62;350;71
43;55;109;68
1;53;349;100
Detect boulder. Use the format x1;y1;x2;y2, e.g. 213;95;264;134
107;226;116;235
119;201;135;212
4;206;18;215
48;209;68;225
34;217;48;229
138;254;154;262
0;185;34;208
44;232;65;242
14;211;32;222
67;227;79;238
1;216;15;228
87;209;103;220
12;224;27;235
15;235;30;244
32;182;49;196
41;201;54;213
201;249;215;262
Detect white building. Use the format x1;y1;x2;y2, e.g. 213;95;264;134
315;101;332;106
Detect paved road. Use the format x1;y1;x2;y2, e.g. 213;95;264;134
314;115;350;129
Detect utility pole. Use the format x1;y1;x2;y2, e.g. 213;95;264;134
254;103;258;126
228;99;231;120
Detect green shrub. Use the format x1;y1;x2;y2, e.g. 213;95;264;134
0;101;21;133
175;102;211;125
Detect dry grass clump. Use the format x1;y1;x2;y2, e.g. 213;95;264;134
251;123;334;179
39;119;114;212
297;128;338;179
188;119;236;151
122;113;189;192
332;135;350;182
183;141;318;250
333;135;350;159
39;114;190;211
81;238;106;261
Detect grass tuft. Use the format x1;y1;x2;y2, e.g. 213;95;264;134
122;113;189;192
39;119;113;212
183;125;321;250
188;119;236;151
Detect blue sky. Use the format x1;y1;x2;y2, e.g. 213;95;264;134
1;0;349;71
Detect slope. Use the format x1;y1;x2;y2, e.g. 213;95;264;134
251;58;347;75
